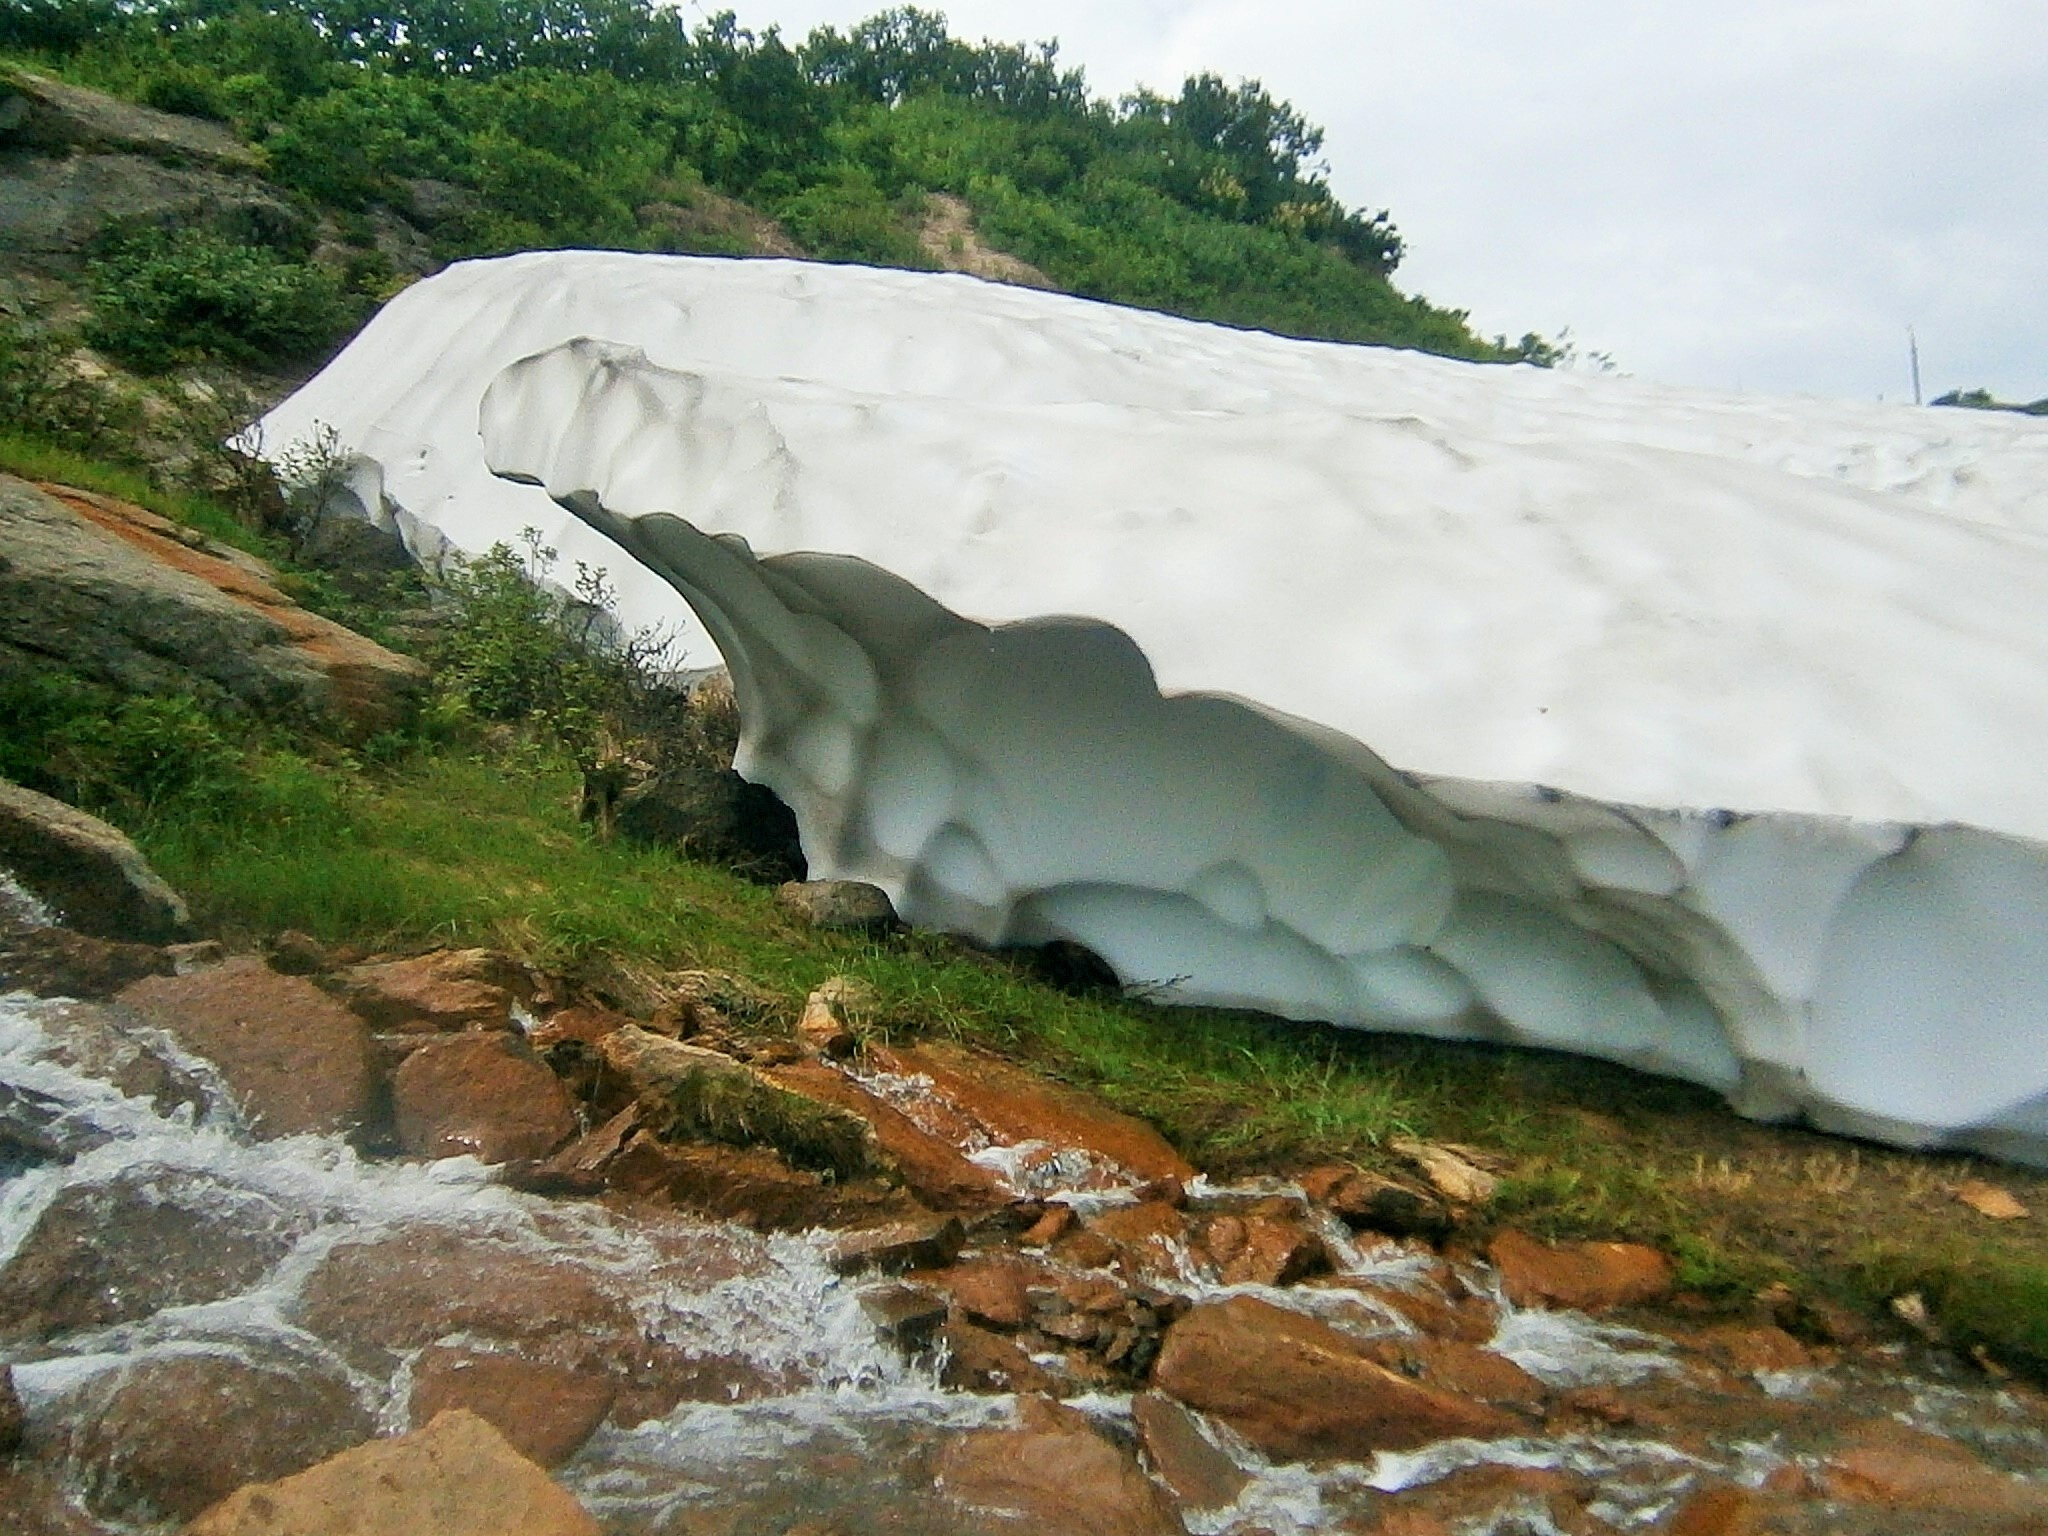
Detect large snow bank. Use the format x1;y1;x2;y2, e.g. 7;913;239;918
263;253;2048;1162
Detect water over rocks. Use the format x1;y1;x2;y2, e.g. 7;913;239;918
5;921;2048;1533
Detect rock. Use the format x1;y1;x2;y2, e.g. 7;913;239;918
0;478;425;738
527;1002;633;1051
14;996;205;1118
1198;1208;1328;1286
500;1104;640;1195
408;1348;615;1469
865;1040;1195;1187
266;929;332;976
920;1256;1043;1329
1364;1336;1548;1412
1;1080;92;1174
166;938;225;971
933;1395;1184;1535
776;879;898;932
938;1317;1056;1395
1131;1392;1250;1515
1818;1420;2048;1522
1297;1164;1452;1239
58;1352;374;1523
599;1024;878;1178
1487;1228;1675;1312
0;778;190;941
1663;1484;1768;1536
1685;1324;1812;1375
605;1130;909;1231
796;984;859;1058
117;957;378;1140
1151;1296;1519;1461
183;1408;602;1536
0;924;174;997
762;1057;1012;1210
1390;1138;1501;1206
0;1461;107;1536
1021;1203;1076;1247
1955;1177;2030;1220
825;1213;966;1275
859;1282;950;1353
340;948;525;1031
0;1171;303;1342
391;1031;577;1163
0;1363;22;1453
0;147;290;263
0;67;260;170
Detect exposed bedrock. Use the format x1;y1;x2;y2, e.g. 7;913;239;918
482;340;2048;1165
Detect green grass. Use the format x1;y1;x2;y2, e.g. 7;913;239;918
0;429;272;556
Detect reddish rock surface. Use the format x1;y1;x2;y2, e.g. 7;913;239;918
825;1213;966;1274
866;1040;1196;1185
408;1347;615;1468
607;1129;910;1230
1819;1420;2048;1522
0;925;175;997
937;1317;1056;1395
528;1003;633;1051
184;1409;602;1536
1487;1227;1675;1312
1363;1336;1548;1412
58;1352;374;1523
1131;1391;1250;1514
1663;1484;1768;1536
1199;1207;1328;1285
391;1031;578;1163
917;1256;1047;1328
25;996;205;1116
764;1057;1011;1210
1152;1295;1519;1461
116;957;377;1139
341;948;525;1031
0;1170;303;1341
933;1395;1184;1535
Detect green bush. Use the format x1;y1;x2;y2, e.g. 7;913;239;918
777;170;926;266
84;225;361;372
0;672;251;818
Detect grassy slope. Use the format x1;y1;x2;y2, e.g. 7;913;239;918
131;741;2048;1380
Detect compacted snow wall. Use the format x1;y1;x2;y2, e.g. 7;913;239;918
263;253;2048;1162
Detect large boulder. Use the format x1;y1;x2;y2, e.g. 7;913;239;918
0;477;424;738
391;1031;578;1163
116;957;379;1140
183;1409;602;1536
932;1395;1183;1536
0;778;189;941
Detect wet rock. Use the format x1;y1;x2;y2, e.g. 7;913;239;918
0;1461;106;1536
859;1282;949;1353
1308;1264;1499;1344
1197;1207;1328;1286
1021;1203;1076;1247
1152;1295;1519;1461
501;1104;640;1195
933;1395;1183;1535
865;1040;1196;1187
1487;1228;1675;1312
606;1130;910;1230
0;1081;88;1174
1685;1323;1813;1375
59;1351;374;1523
1131;1392;1250;1515
826;1213;966;1275
340;948;525;1031
763;1057;1011;1210
408;1347;615;1469
1297;1164;1451;1239
117;957;378;1140
776;879;898;932
919;1256;1045;1328
1382;1463;1606;1536
184;1408;602;1536
0;1363;22;1452
601;1025;881;1178
391;1031;577;1163
0;925;174;997
1818;1419;2048;1522
937;1318;1056;1395
0;777;191;942
528;1002;633;1052
1663;1484;1768;1536
0;1171;303;1341
1363;1336;1548;1412
26;996;208;1118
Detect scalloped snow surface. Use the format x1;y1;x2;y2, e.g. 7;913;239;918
264;253;2048;1161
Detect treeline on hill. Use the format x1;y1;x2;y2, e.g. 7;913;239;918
1;0;1539;366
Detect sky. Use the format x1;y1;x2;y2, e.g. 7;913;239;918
707;0;2046;404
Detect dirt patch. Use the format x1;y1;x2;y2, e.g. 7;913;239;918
918;194;1052;288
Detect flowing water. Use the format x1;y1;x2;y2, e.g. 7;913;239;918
5;981;2048;1535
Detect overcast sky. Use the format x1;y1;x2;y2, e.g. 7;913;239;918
715;0;2045;404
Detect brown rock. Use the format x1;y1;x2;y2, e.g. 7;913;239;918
763;1057;1011;1210
921;1256;1045;1329
1819;1420;2048;1521
266;929;332;975
0;777;190;941
796;984;859;1058
116;957;377;1139
860;1282;950;1352
933;1395;1183;1535
0;925;173;998
501;1104;641;1194
1390;1138;1501;1206
607;1131;909;1230
341;948;525;1031
527;1003;632;1051
408;1347;614;1469
1364;1336;1547;1411
826;1213;966;1275
1298;1165;1451;1239
0;1362;22;1453
1686;1324;1812;1375
1203;1210;1329;1286
1152;1296;1519;1461
776;878;898;932
1663;1484;1767;1536
866;1040;1196;1186
24;995;206;1116
392;1031;577;1163
1131;1391;1250;1514
938;1318;1056;1395
0;1171;303;1341
0;1460;107;1536
1487;1228;1674;1311
1309;1269;1499;1344
184;1408;602;1536
1956;1177;2030;1220
1022;1204;1076;1247
59;1352;373;1523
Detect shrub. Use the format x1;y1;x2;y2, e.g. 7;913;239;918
84;225;361;373
0;671;251;819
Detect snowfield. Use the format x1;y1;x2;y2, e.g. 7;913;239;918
263;253;2048;1161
